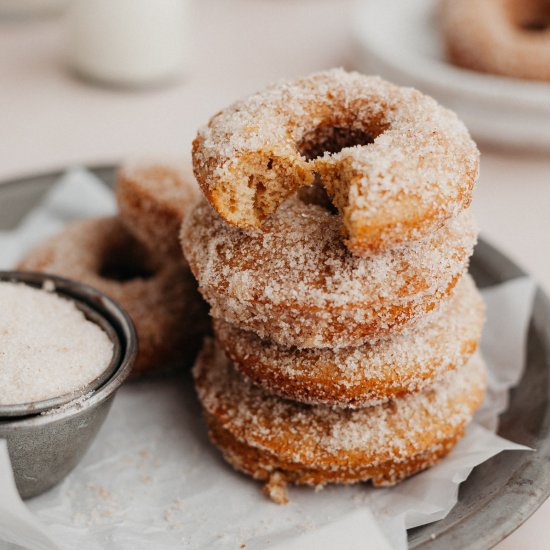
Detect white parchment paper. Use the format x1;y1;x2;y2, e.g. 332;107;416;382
0;170;536;550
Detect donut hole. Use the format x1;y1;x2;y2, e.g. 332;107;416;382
298;125;377;161
99;238;157;282
521;17;550;31
507;0;550;32
297;121;388;222
297;182;338;214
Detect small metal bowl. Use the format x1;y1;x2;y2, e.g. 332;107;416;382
0;275;123;417
0;271;137;498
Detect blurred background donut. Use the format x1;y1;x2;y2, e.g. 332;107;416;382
440;0;550;81
116;161;199;259
18;217;209;376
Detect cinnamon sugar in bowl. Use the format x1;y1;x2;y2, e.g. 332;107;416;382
0;271;137;498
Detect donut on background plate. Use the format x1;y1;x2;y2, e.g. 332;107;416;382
441;0;550;81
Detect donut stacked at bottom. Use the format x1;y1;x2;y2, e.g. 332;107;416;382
19;162;209;376
182;70;486;503
194;342;486;493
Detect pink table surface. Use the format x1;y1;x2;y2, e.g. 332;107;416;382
1;1;549;547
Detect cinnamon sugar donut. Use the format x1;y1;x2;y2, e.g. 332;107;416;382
194;339;487;501
18;217;209;376
116;161;199;258
181;195;477;349
192;69;479;256
214;275;485;408
441;0;550;81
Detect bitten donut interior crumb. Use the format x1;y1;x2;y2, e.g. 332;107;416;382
192;69;479;255
0;281;113;405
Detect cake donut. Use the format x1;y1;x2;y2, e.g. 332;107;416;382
194;339;487;502
116;161;199;258
181;195;477;349
18;217;209;376
214;275;485;408
192;69;479;256
441;0;550;81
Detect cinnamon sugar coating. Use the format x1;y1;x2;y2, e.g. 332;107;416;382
116;161;199;258
441;0;550;81
18;217;209;376
192;69;479;255
193;340;487;498
181;196;477;348
214;274;485;408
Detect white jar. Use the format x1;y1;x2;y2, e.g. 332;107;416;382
66;0;190;88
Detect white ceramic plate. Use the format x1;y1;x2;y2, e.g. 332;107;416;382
352;0;550;150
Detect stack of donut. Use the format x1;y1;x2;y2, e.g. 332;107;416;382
19;162;210;376
182;69;487;503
